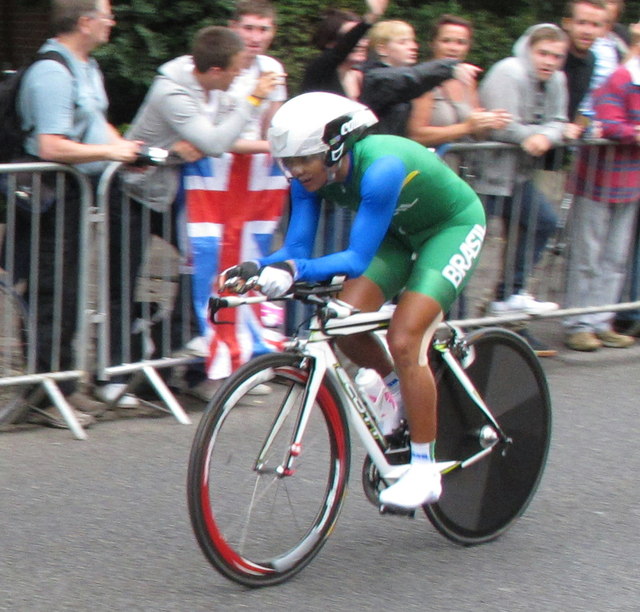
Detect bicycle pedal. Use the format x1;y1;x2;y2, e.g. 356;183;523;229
378;504;416;518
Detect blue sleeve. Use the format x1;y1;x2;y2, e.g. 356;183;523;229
260;179;321;265
261;156;406;282
19;61;75;148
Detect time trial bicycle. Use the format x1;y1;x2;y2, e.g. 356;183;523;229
187;280;551;587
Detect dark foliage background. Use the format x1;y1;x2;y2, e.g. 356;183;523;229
98;0;640;126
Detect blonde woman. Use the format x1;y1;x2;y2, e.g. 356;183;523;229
367;19;419;67
360;19;481;135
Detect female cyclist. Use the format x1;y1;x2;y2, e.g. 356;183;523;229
220;92;486;509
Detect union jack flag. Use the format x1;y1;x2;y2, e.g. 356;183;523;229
182;152;288;379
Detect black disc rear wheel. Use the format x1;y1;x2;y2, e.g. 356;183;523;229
425;328;551;544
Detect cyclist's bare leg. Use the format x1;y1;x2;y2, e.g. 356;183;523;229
387;291;443;443
373;290;443;508
336;277;393;373
340;281;443;508
337;279;442;442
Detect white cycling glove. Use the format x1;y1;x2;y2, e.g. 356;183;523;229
257;261;295;298
220;260;259;294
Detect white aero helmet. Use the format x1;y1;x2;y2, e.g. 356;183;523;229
268;92;378;167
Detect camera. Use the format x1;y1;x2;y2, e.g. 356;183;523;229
131;145;169;167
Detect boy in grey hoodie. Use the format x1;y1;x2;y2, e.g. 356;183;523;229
476;24;579;341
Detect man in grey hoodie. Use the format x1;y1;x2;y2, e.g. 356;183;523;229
103;26;279;401
123;25;279;210
476;24;580;353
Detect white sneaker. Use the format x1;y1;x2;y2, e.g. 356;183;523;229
27;406;96;430
185;379;223;402
95;383;139;408
489;292;558;316
174;336;209;358
378;462;442;510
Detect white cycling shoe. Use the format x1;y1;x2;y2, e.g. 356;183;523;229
379;462;442;510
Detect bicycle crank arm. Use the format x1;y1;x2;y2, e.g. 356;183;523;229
378;505;416;518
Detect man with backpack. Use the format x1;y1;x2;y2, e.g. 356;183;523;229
3;0;140;428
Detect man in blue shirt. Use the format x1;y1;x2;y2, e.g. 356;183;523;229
12;0;141;427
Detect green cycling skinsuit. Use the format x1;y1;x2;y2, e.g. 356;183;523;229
260;134;485;311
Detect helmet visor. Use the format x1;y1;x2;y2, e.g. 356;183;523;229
277;152;326;179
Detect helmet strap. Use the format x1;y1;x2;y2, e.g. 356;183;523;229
329;155;351;185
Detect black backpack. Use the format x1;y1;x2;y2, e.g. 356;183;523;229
0;51;71;162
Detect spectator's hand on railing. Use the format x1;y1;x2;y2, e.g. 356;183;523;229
489;109;512;130
466;109;511;135
589;120;603;139
252;72;286;100
109;138;142;163
171;140;204;162
563;122;583;141
521;134;552;157
453;63;482;86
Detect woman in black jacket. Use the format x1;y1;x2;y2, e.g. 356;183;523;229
300;0;387;99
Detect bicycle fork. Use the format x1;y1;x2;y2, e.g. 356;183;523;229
253;346;332;478
254;341;391;482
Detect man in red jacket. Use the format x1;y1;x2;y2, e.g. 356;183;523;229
564;22;640;351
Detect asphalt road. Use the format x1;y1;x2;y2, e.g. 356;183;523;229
1;321;639;612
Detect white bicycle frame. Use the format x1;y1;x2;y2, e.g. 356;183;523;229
220;293;508;486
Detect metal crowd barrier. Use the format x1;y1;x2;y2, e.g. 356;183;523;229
2;139;640;438
0;161;94;439
94;162;194;426
0;160;196;438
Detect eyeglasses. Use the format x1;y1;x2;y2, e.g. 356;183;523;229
84;10;115;22
280;154;325;171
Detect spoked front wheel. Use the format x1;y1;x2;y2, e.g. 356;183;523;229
187;352;351;587
426;327;551;544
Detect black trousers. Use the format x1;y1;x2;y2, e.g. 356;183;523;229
2;182;84;394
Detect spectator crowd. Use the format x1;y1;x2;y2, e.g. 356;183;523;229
2;0;640;430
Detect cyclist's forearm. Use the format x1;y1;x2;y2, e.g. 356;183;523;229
293;249;371;282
